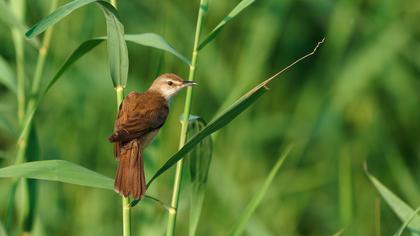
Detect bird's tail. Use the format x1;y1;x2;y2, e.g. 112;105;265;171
114;140;146;200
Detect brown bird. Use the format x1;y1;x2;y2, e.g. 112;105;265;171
108;73;197;199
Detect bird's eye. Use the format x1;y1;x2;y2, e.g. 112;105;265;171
167;81;173;86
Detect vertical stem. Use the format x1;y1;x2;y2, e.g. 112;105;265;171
109;0;130;234
10;0;26;126
166;0;208;235
121;184;131;236
6;1;26;230
6;0;58;233
116;86;131;236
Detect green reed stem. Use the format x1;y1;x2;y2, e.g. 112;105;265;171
6;1;57;233
7;1;27;229
109;0;130;234
115;86;131;236
10;0;26;127
166;0;208;235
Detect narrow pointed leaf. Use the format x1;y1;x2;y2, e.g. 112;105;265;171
198;0;256;50
395;207;420;236
97;1;128;88
25;0;97;38
146;82;268;187
125;33;191;65
0;55;16;93
365;164;420;235
145;39;324;190
230;146;292;236
0;160;114;190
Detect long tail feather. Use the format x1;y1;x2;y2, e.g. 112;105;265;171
114;140;146;200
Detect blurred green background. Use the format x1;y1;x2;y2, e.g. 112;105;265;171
0;0;419;235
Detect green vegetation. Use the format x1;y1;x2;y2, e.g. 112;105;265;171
0;0;419;235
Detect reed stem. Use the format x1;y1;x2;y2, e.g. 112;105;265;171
116;86;131;236
166;0;208;235
6;0;58;233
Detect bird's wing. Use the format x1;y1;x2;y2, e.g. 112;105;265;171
109;92;168;142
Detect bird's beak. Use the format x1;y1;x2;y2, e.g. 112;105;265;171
182;80;198;87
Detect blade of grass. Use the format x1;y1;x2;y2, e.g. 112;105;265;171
142;39;325;192
0;160;168;210
229;146;292;236
25;0;97;38
395;207;420;236
0;160;114;189
125;34;191;65
97;1;128;88
0;55;16;94
198;0;256;50
365;163;420;235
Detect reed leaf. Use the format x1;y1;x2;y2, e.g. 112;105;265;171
0;160;113;190
198;0;256;50
395;207;420;236
365;163;420;235
144;39;324;190
229;146;291;236
0;55;16;94
25;0;97;38
97;1;128;88
0;160;170;210
125;33;191;65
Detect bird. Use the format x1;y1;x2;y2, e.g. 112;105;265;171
108;73;197;200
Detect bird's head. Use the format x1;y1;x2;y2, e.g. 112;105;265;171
148;73;197;100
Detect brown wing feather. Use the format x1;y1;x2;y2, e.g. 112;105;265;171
109;91;168;143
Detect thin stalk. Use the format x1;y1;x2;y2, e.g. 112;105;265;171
122;192;131;236
6;0;58;232
166;0;208;235
109;0;130;234
116;86;131;236
6;0;26;232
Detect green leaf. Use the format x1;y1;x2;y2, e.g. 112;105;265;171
0;0;40;48
0;160;114;190
125;33;191;65
146;79;268;188
97;1;129;88
229;146;292;236
365;164;420;236
144;39;324;191
25;0;97;38
395;207;420;236
0;55;16;93
198;0;256;50
186;117;213;236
